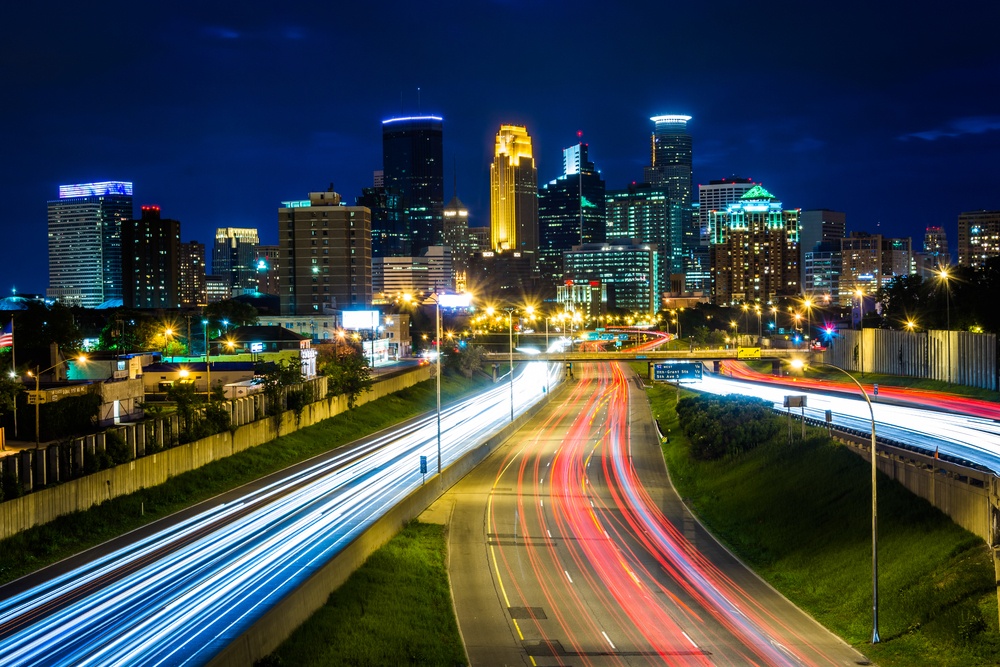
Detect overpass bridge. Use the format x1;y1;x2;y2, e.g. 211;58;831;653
482;348;809;363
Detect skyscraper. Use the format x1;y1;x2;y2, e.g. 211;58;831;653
923;226;949;264
840;232;912;303
695;177;757;293
442;196;478;291
605;182;683;299
538;142;606;293
47;181;133;308
278;191;372;315
382;116;444;254
213;227;260;298
178;241;207;307
121;205;180;309
644;115;693;207
491;124;538;253
798;209;846;291
708;185;800;304
958;211;1000;269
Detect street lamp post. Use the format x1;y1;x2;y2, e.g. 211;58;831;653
436;293;472;475
803;298;814;349
202;319;211;396
791;358;880;644
507;308;515;423
31;355;86;448
855;288;865;377
937;269;951;383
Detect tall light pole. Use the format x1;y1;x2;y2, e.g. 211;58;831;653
791;358;879;644
755;305;762;345
855;288;865;377
507;308;515;422
202;319;211;396
937;268;951;383
31;355;86;448
802;297;814;349
436;293;472;474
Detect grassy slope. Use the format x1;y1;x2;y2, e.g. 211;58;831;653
646;379;1000;666
0;371;493;586
265;522;465;667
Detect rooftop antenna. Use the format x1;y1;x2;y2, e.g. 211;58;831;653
417;87;421;111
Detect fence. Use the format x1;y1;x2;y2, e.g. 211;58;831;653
822;328;997;391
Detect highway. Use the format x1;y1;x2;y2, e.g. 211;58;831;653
0;363;557;666
690;363;1000;474
438;362;866;666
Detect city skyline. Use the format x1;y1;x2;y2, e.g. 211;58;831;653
3;2;999;294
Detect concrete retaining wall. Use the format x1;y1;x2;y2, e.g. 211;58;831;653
0;366;434;540
208;377;561;667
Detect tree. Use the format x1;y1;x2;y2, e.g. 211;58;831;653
205;300;258;331
259;360;304;416
317;343;373;408
449;343;487;378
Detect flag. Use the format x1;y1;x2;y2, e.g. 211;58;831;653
0;320;11;348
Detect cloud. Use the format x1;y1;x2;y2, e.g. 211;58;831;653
202;26;240;40
899;116;1000;141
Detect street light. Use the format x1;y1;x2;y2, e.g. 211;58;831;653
164;328;174;361
202;319;212;396
937;268;951;383
802;297;814;348
854;288;866;377
754;305;762;345
790;358;880;644
436;292;472;475
30;355;86;448
505;307;516;423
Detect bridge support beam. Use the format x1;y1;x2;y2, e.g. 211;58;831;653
713;360;721;374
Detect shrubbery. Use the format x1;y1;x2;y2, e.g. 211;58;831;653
676;394;781;460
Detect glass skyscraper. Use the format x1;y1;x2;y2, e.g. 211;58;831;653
491;125;538;253
563;241;660;315
538;142;606;293
382;116;444;255
47;181;133;308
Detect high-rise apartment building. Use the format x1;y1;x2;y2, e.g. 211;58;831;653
278;191;371;315
839;232;913;303
923;226;949;261
698;177;756;216
372;246;452;297
708;185;800;305
382;116;444;254
255;244;280;296
491;125;538;253
213;227;260;298
957;211;1000;268
178;241;207;307
121;205;180;309
47;181;133;307
357;185;405;258
695;177;757;293
538;142;606;293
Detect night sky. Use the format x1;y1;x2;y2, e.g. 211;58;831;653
3;2;999;295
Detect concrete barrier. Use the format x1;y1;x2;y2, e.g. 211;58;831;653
0;366;434;540
208;376;564;667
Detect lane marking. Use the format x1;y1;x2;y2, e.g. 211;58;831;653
602;631;617;650
564;570;573;584
681;631;698;649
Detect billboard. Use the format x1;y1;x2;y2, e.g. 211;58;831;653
653;363;703;382
438;292;473;308
342;310;380;330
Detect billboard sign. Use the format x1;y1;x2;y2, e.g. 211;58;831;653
342;310;380;330
653;363;702;382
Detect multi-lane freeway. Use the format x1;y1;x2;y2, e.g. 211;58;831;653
438;361;867;666
0;363;556;666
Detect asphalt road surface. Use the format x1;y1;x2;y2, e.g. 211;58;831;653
425;362;869;666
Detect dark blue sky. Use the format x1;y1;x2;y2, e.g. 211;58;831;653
3;1;999;295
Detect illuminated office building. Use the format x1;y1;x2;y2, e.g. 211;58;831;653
695;178;757;293
213;227;260;297
799;209;846;291
605;182;682;300
957;211;1000;268
538;142;605;294
279;191;371;315
490;124;538;253
708;185;800;305
923;226;949;264
442;196;477;290
563;240;659;315
121;205;180;309
644;115;693;207
47;181;133;307
255;244;280;296
382;116;444;254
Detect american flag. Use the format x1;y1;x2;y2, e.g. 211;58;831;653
0;320;11;348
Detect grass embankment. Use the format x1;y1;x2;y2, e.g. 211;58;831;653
743;359;1000;403
646;381;1000;667
262;521;465;667
0;371;494;587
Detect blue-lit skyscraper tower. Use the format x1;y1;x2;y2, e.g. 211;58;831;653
47;181;133;308
381;116;444;255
